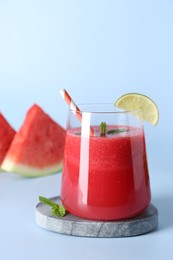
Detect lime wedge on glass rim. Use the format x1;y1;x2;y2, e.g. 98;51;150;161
114;93;159;126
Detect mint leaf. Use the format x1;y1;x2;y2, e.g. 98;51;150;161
106;129;128;135
52;206;60;217
58;206;66;217
39;196;54;207
100;122;107;137
39;196;66;217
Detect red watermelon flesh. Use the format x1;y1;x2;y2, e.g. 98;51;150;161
0;113;16;169
1;104;66;177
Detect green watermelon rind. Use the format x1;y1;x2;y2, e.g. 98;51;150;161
1;159;63;177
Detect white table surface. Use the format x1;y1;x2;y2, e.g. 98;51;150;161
0;151;172;260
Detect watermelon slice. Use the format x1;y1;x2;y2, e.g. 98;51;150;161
0;113;16;171
1;104;66;177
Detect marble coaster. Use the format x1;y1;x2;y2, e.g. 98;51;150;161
35;196;158;238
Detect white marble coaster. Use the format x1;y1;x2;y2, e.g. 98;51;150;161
35;196;158;238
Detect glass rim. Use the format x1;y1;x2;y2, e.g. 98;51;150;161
69;103;141;115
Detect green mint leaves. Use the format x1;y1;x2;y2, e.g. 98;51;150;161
75;123;128;137
39;196;66;217
100;122;128;137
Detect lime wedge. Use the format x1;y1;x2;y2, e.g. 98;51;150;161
115;93;159;126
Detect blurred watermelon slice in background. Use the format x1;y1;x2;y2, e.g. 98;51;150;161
1;104;66;177
0;113;16;171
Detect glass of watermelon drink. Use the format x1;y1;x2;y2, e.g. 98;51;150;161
61;104;151;220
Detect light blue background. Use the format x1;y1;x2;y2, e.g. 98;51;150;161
1;0;171;170
0;1;172;259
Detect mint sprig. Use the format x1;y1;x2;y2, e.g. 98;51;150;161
39;196;66;217
100;122;128;136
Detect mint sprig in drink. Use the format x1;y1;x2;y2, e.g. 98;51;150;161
60;101;151;221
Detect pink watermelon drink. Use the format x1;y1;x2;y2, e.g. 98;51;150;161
61;104;151;220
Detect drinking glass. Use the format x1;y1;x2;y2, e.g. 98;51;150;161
61;104;151;220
